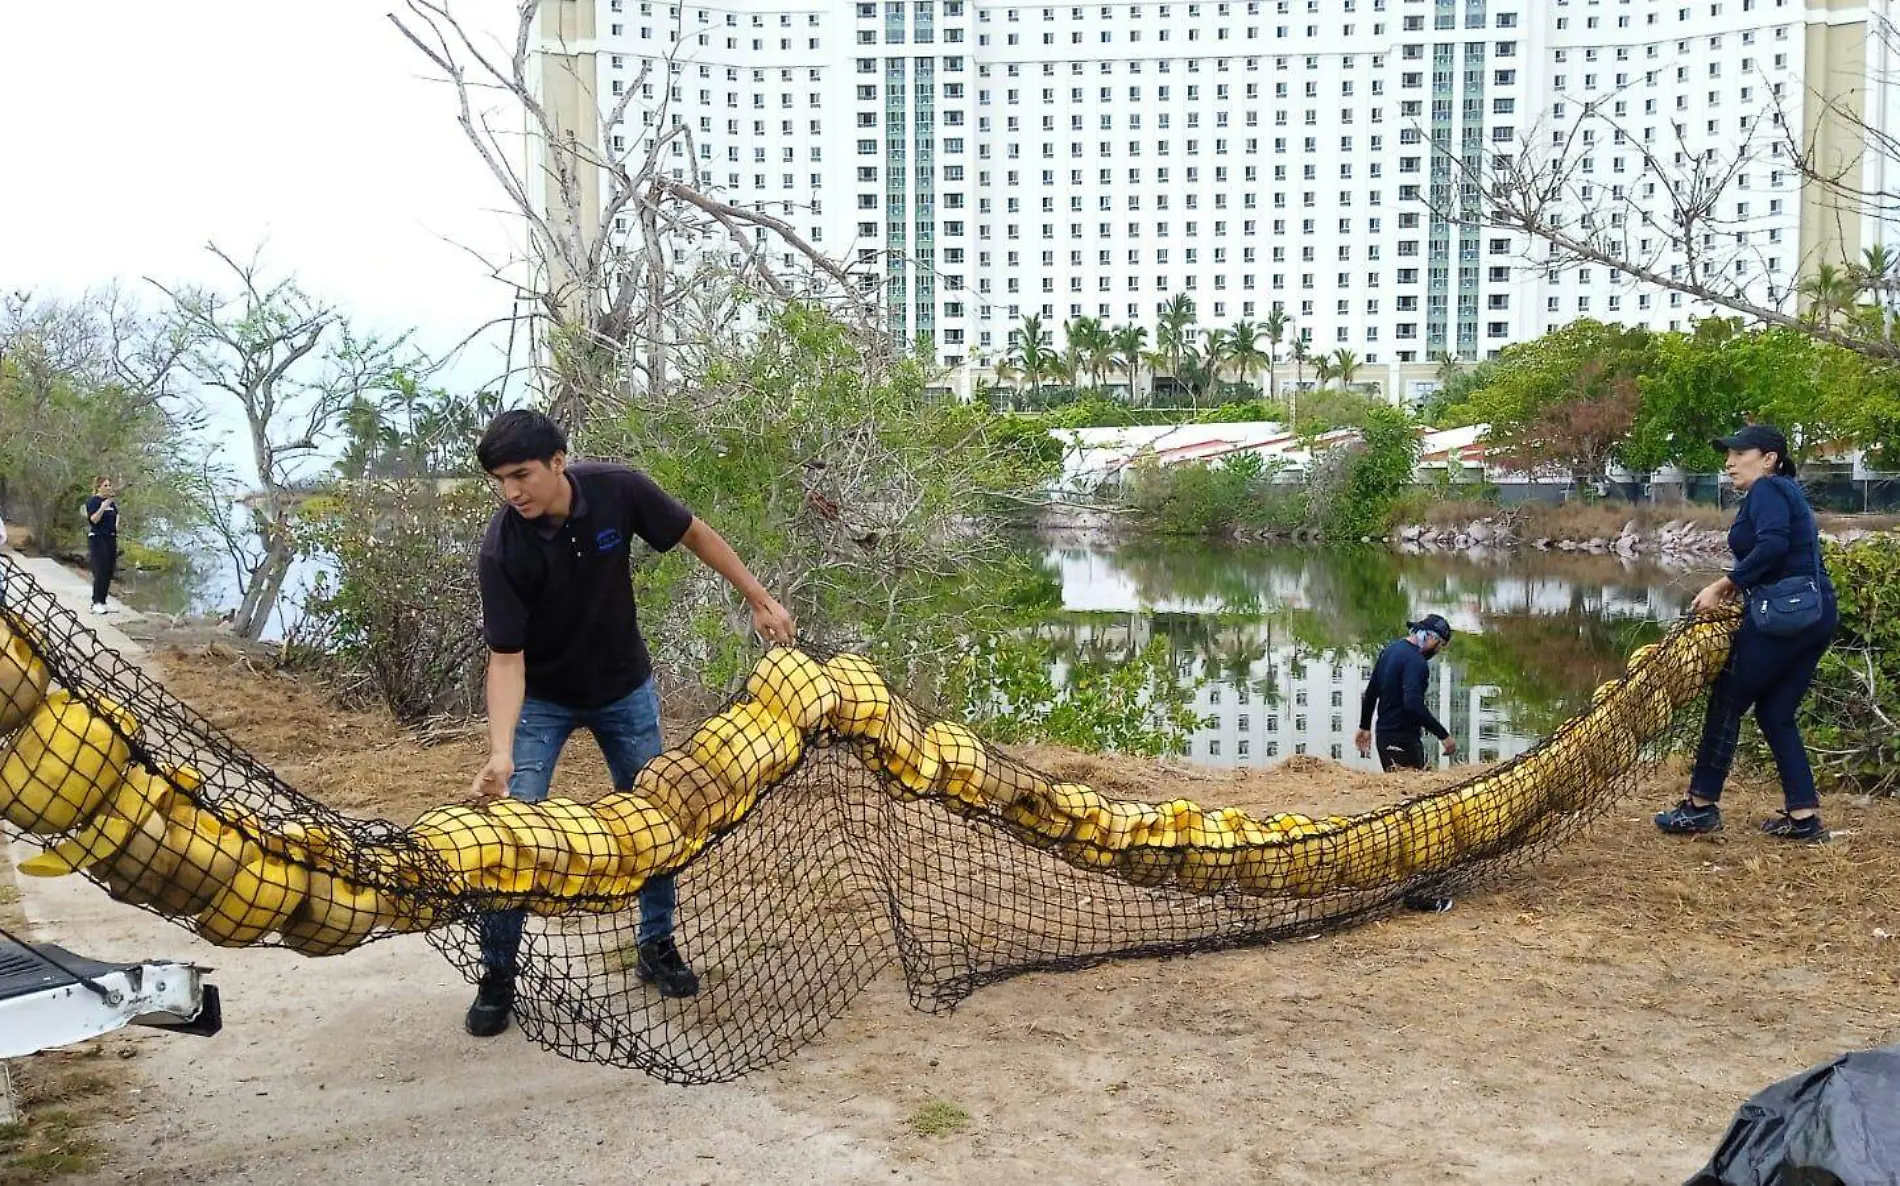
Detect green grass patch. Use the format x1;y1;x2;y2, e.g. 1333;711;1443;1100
0;1109;104;1183
907;1100;972;1137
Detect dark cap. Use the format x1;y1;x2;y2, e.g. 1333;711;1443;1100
1710;424;1789;458
1407;614;1453;643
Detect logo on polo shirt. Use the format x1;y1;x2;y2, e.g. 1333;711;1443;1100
595;528;623;552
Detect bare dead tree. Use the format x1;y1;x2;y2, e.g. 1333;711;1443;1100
1429;25;1900;361
388;0;879;433
154;246;414;640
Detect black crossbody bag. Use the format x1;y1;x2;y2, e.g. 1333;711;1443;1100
1745;492;1826;637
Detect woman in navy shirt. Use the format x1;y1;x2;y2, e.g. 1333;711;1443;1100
1656;425;1836;843
83;476;119;614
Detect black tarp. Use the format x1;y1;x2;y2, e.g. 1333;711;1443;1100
1688;1044;1900;1185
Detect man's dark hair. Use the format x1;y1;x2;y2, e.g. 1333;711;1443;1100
477;410;568;472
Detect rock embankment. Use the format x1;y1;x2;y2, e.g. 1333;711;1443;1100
1391;517;1882;558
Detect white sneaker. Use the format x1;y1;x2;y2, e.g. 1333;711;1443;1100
90;604;106;615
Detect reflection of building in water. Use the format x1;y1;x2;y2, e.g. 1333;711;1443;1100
1047;546;1689;624
1049;616;1530;774
1040;543;1696;771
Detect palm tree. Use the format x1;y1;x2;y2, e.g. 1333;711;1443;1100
337;395;398;480
1432;349;1463;388
1312;354;1337;391
990;357;1020;408
1008;313;1054;397
1179;344;1220;406
1800;263;1857;328
1111;323;1149;401
1856;246;1899;341
1048;352;1078;392
1226;320;1270;401
1261;307;1290;404
1330;348;1362;391
1066;316;1114;391
1287;333;1310;423
1855;245;1896;293
1201;326;1234;396
1155;293;1198;395
1141;349;1171;403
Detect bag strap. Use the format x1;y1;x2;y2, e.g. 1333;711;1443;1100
1790;478;1823;585
1811;510;1823;584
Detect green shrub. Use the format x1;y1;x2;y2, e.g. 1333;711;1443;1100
1319;404;1420;539
290;480;494;722
1803;536;1900;793
1120;456;1307;536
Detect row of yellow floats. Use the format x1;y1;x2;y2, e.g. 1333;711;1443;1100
0;611;1734;956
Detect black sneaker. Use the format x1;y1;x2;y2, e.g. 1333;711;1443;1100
464;972;515;1038
1655;799;1724;835
1402;894;1455;913
1761;812;1829;844
635;937;702;999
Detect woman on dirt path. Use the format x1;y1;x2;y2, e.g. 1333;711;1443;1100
1655;424;1837;844
83;476;119;614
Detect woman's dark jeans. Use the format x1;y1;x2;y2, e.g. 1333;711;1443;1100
1688;597;1838;812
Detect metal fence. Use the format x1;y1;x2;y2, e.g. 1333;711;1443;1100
1478;471;1900;514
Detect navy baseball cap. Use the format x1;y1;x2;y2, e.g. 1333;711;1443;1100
1710;424;1789;457
1407;614;1453;643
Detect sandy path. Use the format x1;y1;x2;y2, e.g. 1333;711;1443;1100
24;864;905;1185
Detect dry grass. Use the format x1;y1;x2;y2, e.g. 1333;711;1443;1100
1822;512;1900;532
153;644;699;824
1402;498;1734;536
1505;501;1733;540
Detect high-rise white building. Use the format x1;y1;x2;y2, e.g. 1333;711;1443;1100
536;0;1895;401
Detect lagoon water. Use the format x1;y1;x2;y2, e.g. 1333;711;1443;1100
1033;536;1720;771
120;532;1720;772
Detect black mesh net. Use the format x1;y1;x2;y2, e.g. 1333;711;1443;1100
0;553;1739;1083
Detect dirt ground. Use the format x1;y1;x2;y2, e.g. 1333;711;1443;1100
17;642;1900;1185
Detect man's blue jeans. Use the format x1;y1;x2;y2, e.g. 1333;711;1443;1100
478;679;675;976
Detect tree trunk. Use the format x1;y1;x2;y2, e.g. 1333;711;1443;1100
548;373;588;435
641;204;668;408
233;537;293;641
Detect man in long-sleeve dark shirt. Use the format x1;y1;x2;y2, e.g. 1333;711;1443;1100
1354;614;1457;772
1356;613;1459;913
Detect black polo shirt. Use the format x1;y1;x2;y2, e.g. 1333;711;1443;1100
478;461;694;709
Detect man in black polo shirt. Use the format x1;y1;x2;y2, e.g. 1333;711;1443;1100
465;410;795;1039
1354;612;1458;914
1355;613;1456;772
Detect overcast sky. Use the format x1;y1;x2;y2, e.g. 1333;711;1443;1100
0;1;524;390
